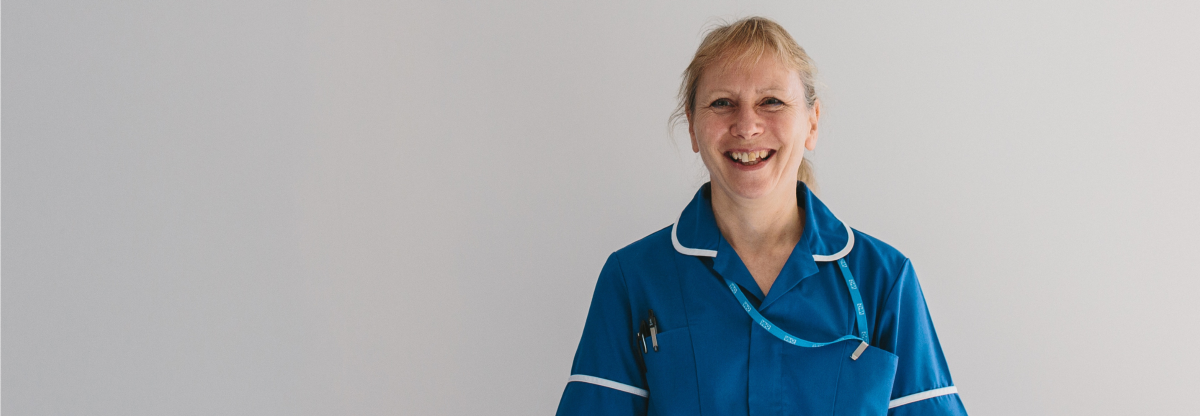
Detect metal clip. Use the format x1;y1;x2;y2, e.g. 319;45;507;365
638;320;650;354
647;309;659;352
850;341;869;360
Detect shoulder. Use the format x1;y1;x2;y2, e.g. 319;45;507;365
609;225;675;267
585;227;676;309
850;228;907;264
848;227;914;291
594;225;681;294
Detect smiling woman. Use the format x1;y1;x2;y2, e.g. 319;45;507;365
555;17;967;416
688;51;815;200
672;17;821;193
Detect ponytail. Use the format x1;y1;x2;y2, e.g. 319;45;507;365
797;158;818;195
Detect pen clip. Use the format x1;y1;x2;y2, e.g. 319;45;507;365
638;320;649;354
647;309;659;352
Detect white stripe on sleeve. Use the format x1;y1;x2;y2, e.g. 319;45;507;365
888;386;958;409
567;374;649;398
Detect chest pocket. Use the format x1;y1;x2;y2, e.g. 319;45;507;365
833;343;898;415
642;327;701;416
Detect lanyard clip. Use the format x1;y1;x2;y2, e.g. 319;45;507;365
850;341;869;360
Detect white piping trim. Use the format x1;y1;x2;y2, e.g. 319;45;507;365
671;216;717;257
567;374;648;398
888;386;958;409
811;223;854;262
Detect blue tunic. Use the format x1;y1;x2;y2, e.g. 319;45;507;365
556;182;968;416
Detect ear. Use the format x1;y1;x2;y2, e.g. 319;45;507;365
687;110;700;153
804;99;821;151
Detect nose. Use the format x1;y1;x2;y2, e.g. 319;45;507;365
730;105;763;140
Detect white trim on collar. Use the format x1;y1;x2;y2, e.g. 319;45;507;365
671;215;855;262
811;223;855;262
671;216;717;257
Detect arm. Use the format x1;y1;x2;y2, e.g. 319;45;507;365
555;253;648;416
876;259;968;416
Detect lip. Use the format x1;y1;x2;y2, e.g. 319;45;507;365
724;149;776;172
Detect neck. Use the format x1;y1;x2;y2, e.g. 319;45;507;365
710;182;803;254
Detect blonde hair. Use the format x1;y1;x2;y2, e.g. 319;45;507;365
670;16;820;190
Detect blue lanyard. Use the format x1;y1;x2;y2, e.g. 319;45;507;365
723;258;870;349
837;258;871;343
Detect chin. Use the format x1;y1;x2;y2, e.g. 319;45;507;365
718;176;782;200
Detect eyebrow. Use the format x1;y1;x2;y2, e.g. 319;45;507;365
702;87;788;96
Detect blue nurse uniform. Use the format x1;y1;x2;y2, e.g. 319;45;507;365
556;182;967;416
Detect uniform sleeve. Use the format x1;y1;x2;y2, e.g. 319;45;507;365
876;259;968;416
555;253;648;416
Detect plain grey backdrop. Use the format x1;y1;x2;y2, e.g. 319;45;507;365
5;0;1199;414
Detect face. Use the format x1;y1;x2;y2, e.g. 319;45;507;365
687;52;819;201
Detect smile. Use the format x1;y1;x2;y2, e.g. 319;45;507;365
725;150;775;166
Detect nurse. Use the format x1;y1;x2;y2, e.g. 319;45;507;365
556;17;967;416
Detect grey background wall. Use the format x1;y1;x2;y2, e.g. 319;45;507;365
5;1;1199;414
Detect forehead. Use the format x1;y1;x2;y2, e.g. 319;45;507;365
697;51;802;95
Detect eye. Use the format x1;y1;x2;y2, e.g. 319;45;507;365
709;98;733;108
762;97;785;106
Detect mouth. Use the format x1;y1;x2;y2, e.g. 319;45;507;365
725;150;775;166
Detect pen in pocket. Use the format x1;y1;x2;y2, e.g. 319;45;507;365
647;309;659;352
637;320;649;354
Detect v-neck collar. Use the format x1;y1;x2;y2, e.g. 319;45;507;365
671;182;855;309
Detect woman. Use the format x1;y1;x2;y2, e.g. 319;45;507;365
556;17;967;416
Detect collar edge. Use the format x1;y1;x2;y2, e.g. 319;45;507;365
811;223;854;262
671;217;718;257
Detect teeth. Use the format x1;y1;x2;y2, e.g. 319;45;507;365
730;152;765;162
730;151;771;163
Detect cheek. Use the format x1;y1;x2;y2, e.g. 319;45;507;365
693;121;725;152
767;117;808;148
